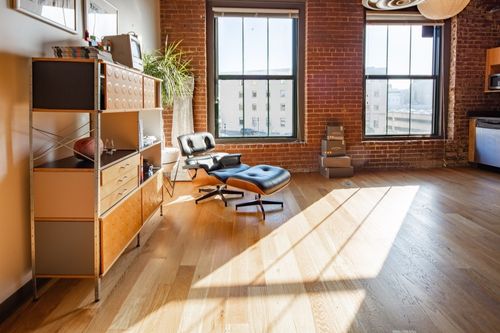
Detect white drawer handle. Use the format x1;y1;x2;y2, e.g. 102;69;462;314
118;189;128;196
119;163;131;169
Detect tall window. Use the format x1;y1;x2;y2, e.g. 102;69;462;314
365;23;442;137
210;6;302;139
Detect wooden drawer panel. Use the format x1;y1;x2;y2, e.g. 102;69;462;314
100;190;142;274
101;154;140;185
105;64;143;110
34;171;94;221
100;177;138;213
143;77;157;109
142;171;163;222
100;167;137;198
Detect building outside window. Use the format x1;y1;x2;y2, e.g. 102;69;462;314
208;3;304;139
280;118;286;128
365;21;442;137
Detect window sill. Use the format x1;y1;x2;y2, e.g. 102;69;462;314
215;137;303;145
362;135;444;143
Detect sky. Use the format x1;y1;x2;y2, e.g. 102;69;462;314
217;17;294;75
366;24;435;90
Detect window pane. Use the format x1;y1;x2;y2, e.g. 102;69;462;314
411;26;434;75
388;80;410;135
365;25;387;75
217;18;242;75
269;18;293;75
270;80;293;136
243;80;268;136
217;80;243;137
387;26;410;75
411;79;434;134
365;79;387;135
244;18;268;75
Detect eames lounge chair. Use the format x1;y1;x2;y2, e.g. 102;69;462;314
177;132;249;206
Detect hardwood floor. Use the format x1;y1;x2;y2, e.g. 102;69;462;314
1;167;500;332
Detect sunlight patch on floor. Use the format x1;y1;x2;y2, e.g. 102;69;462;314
123;185;419;332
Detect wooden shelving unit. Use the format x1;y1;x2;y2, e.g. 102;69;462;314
30;58;163;301
484;47;500;93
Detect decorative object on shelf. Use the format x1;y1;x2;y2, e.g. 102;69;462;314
362;0;426;10
143;136;158;147
52;46;113;62
143;37;192;107
13;0;77;34
104;138;116;155
102;33;144;71
74;137;104;160
84;0;118;41
143;159;154;179
417;0;470;20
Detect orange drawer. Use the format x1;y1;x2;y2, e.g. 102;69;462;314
100;176;138;213
100;189;142;274
100;167;138;198
101;154;139;186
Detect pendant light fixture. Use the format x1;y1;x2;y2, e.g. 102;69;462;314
417;0;471;20
362;0;426;11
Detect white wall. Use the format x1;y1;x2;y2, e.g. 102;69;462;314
0;0;160;304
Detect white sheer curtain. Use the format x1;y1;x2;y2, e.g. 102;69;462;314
171;76;194;180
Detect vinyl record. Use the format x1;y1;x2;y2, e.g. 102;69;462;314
362;0;426;11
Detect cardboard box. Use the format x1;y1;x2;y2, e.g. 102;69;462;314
321;139;346;157
326;125;344;140
320;166;354;178
319;155;352;168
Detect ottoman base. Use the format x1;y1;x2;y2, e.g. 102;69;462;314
235;194;284;220
227;165;291;220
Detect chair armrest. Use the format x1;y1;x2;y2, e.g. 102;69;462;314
218;154;242;168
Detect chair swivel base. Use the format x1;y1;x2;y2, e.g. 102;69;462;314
195;185;244;207
235;194;284;220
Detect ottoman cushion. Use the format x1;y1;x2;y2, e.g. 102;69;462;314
226;165;291;195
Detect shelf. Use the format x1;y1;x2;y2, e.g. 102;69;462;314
141;168;162;185
33;108;96;113
34;150;138;170
140;141;161;152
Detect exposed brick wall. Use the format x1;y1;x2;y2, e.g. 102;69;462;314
159;0;500;172
446;0;500;164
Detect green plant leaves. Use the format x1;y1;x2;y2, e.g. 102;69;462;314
143;40;192;107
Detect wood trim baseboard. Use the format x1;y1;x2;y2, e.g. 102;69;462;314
0;278;49;324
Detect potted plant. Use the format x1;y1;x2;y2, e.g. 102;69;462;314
143;37;192;107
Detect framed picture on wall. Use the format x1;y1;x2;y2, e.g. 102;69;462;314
13;0;77;34
84;0;118;41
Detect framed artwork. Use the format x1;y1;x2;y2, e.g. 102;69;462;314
13;0;77;34
84;0;118;41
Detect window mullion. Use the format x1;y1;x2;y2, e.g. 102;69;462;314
409;27;413;135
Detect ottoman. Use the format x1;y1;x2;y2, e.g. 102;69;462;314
226;165;291;219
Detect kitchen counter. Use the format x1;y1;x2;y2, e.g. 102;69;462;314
467;110;500;118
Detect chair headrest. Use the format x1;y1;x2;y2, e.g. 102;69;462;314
177;132;216;156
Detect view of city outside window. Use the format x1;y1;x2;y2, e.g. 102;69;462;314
365;24;440;136
216;15;296;138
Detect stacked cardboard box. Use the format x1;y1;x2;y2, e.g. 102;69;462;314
319;124;354;178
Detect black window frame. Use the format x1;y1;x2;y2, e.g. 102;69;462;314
363;22;444;139
207;0;305;143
